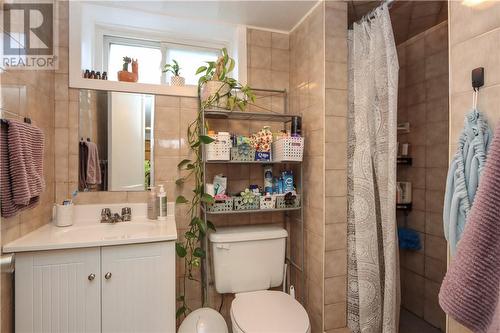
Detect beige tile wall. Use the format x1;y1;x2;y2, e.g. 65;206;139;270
0;0;62;330
53;19;291;327
396;21;448;331
448;2;500;333
290;3;326;332
324;2;349;333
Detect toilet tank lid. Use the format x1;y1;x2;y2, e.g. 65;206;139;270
209;225;287;243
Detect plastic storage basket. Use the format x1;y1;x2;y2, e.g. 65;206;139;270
205;197;234;213
272;137;304;162
276;194;301;209
234;196;260;210
206;133;231;161
231;146;256;162
259;195;276;209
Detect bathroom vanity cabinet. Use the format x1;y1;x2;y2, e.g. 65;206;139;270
15;241;175;333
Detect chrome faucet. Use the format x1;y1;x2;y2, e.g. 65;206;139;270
100;207;132;223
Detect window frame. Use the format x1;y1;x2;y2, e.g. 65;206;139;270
103;35;222;86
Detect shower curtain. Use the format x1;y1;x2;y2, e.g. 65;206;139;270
347;4;400;333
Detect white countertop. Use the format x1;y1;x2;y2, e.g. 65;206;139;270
3;203;178;253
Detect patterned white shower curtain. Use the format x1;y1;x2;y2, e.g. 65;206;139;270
347;4;400;333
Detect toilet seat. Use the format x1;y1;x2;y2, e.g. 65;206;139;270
230;290;310;333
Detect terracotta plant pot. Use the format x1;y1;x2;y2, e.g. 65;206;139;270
170;76;185;86
117;70;138;82
200;80;231;109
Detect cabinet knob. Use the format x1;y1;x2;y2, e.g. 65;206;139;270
105;272;112;280
88;273;96;281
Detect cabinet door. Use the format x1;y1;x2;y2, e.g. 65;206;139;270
15;248;101;333
101;242;175;333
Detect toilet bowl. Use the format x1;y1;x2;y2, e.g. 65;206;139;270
209;225;310;333
230;290;310;333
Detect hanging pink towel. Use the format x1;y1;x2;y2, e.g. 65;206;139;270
85;141;101;185
0;120;45;217
439;124;500;333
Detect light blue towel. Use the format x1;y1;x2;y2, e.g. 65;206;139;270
443;110;491;256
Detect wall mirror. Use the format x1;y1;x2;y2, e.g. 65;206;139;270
78;89;154;192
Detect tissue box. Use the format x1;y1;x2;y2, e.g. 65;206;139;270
255;151;271;161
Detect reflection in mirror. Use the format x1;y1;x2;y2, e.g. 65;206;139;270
78;90;154;192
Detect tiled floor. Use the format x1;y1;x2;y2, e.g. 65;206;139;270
399;309;442;333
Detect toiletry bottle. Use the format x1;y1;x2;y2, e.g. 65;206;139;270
84;69;90;78
102;71;108;80
264;165;273;194
157;185;168;221
282;170;294;193
291;116;302;137
95;71;101;79
147;186;158;220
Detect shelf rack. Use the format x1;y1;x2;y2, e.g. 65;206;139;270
200;88;305;306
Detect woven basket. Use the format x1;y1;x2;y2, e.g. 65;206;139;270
272;137;304;161
231;146;256;162
276;194;301;209
206;134;231;161
205;197;234;213
234;196;260;210
260;195;276;209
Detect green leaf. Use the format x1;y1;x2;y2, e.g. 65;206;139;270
207;220;216;231
194;218;207;235
185;231;196;239
175;178;185;186
190;216;202;226
199;135;215;144
191;140;201;148
195;66;207;75
176;295;185;302
176;195;188;204
201;193;215;204
176;243;187;257
193;247;206;258
176;306;186;319
186;163;195;170
228;58;235;73
177;159;191;169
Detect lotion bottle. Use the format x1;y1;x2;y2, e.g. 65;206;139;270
157;185;168;221
147;186;158;220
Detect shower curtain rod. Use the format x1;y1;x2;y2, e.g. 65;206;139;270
363;0;394;21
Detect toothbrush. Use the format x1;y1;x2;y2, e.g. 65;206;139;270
69;190;78;204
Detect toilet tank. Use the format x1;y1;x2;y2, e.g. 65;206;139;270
209;225;288;294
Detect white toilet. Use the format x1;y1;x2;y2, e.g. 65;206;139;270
209;225;310;333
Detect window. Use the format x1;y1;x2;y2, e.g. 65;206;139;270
105;36;162;84
104;36;221;86
163;44;219;85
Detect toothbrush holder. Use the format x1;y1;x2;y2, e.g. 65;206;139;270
53;204;74;227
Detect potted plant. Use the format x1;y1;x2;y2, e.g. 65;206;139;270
196;48;255;111
163;59;185;86
118;56;138;82
174;48;256;319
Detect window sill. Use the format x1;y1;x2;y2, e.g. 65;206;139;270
69;76;198;97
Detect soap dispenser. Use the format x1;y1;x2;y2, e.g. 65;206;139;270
157;184;168;221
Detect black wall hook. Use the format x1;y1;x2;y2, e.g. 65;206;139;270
472;67;484;91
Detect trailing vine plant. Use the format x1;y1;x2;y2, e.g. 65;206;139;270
174;48;255;319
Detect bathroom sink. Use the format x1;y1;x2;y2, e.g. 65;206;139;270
2;203;178;253
54;222;160;240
